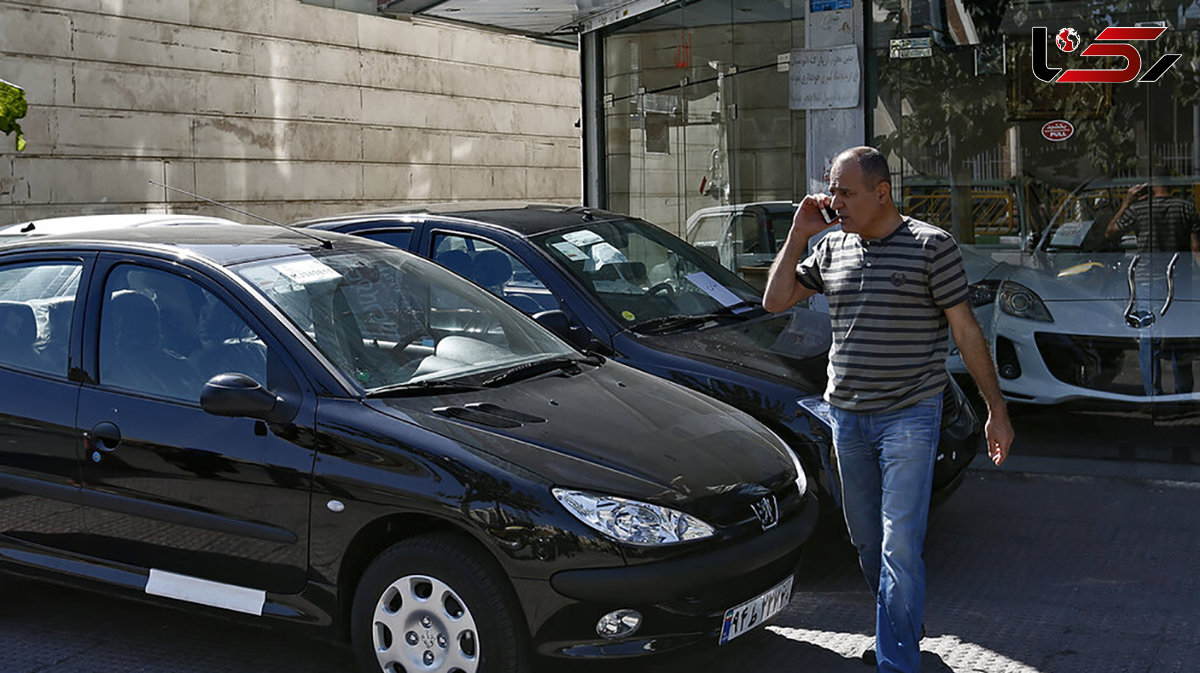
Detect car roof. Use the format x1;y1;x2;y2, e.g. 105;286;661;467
0;223;370;266
296;202;633;238
0;213;243;239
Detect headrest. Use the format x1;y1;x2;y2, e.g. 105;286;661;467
435;250;473;277
0;301;37;347
471;250;513;288
104;290;161;349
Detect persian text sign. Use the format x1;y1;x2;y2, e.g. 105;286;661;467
789;46;860;110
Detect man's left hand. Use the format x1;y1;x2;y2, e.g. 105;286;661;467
985;412;1014;466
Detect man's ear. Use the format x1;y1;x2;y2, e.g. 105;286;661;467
877;180;891;203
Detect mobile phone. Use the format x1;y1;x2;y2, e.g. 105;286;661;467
820;204;838;224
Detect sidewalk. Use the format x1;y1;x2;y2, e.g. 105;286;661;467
627;466;1200;673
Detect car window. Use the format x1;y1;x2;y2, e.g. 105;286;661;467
98;265;267;403
235;248;574;391
432;233;559;314
0;261;82;376
360;229;413;249
534;218;760;327
688;213;727;245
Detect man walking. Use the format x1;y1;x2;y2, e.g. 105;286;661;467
763;146;1014;672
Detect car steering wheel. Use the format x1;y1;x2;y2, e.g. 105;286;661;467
647;281;676;298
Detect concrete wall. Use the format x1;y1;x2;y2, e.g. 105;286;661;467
0;0;582;225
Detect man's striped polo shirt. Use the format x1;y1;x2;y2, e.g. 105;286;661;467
796;217;969;413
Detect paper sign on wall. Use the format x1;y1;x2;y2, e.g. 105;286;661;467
789;45;861;110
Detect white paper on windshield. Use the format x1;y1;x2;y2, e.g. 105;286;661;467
590;242;627;267
274;259;342;285
562;229;604;247
685;272;753;311
551;241;589;262
1050;220;1091;248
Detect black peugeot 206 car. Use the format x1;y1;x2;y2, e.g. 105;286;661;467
297;204;983;531
0;222;818;673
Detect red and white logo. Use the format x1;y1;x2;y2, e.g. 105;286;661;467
1041;120;1074;142
1055;27;1080;52
1032;26;1181;84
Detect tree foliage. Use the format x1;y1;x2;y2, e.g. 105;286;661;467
0;79;28;152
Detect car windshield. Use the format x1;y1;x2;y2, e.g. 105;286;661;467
233;247;576;392
532;218;761;328
1038;178;1200;254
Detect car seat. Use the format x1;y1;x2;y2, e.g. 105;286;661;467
99;290;198;400
0;301;40;371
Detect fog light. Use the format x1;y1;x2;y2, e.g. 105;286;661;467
596;609;642;639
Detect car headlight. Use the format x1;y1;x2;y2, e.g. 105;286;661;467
552;488;715;546
968;279;1000;307
998;281;1053;322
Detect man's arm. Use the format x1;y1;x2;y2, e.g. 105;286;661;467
944;302;1014;466
763;196;831;313
1192;232;1199;268
1106;184;1145;239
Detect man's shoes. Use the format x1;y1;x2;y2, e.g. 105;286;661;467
861;625;926;666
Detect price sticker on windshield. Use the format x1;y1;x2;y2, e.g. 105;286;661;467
551;241;588;261
562;229;604;247
685;272;755;312
274;259;342;285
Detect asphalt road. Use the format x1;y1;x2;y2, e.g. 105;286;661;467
1;462;1197;673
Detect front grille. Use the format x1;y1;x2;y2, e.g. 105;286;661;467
1034;333;1200;394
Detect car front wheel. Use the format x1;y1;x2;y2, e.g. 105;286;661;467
350;534;530;673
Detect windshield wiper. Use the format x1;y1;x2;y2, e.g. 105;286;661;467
632;303;763;334
366;380;485;398
480;356;596;388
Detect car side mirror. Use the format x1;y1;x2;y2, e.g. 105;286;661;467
532;309;571;337
532;309;604;353
201;373;285;422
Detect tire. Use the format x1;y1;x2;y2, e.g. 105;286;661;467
350;534;530;673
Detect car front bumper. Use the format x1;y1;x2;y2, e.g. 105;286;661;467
517;489;818;660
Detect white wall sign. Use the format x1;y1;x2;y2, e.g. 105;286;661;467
789;45;861;110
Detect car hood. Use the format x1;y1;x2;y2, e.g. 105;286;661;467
634;308;830;392
365;361;796;523
1002;252;1195;302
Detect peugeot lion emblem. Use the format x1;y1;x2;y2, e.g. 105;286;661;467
752;494;780;530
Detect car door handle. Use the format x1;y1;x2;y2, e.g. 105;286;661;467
86;421;122;452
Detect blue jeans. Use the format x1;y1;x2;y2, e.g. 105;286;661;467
829;394;942;673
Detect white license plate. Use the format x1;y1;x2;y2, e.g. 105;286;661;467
718;575;793;645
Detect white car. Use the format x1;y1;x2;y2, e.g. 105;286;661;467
684;202;795;292
951;177;1199;405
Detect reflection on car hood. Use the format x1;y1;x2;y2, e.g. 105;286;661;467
997;252;1195;302
637;308;830;392
366;361;795;520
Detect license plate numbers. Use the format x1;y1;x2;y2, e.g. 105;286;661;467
718;575;793;645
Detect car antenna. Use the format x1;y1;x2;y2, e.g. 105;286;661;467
148;180;333;249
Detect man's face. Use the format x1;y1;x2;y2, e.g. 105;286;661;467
828;159;886;236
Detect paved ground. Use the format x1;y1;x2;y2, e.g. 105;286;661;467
1;462;1197;673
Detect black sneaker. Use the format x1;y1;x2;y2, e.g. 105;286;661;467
861;625;926;666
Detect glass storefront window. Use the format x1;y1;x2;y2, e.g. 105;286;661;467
603;1;806;236
869;0;1200;438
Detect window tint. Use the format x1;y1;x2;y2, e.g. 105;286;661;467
98;266;267;403
0;261;81;376
431;234;559;314
360;229;413;249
